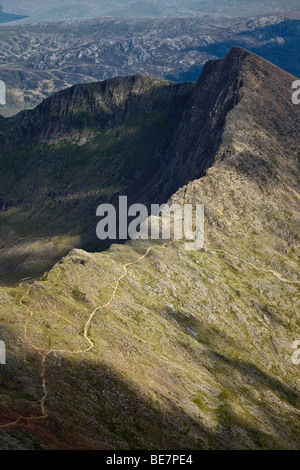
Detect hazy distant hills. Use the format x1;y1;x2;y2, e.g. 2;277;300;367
0;48;299;449
0;13;299;117
1;0;300;23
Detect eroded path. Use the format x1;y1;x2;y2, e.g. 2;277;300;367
210;248;300;284
1;240;298;430
0;244;155;429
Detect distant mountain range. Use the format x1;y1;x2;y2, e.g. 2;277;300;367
0;12;299;118
0;47;299;449
1;0;300;24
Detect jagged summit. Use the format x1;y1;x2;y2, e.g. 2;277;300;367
200;45;296;78
155;45;299;198
198;45;250;74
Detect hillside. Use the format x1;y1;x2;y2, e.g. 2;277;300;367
0;47;299;450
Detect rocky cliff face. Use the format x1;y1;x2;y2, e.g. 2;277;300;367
155;46;300;197
2;74;192;144
0;47;299;450
0;73;195;283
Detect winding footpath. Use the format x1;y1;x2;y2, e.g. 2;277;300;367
210;248;300;284
1;240;298;430
0;244;155;429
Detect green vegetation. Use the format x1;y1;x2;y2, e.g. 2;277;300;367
0;49;299;450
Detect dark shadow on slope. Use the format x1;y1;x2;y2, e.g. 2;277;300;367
157;306;300;448
1;340;298;450
207;351;300;408
160;301;300;445
205;350;300;449
0;344;217;450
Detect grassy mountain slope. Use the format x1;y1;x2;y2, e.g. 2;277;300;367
0;47;299;449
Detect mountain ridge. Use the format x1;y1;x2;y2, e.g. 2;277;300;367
0;47;299;450
0;46;299;284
